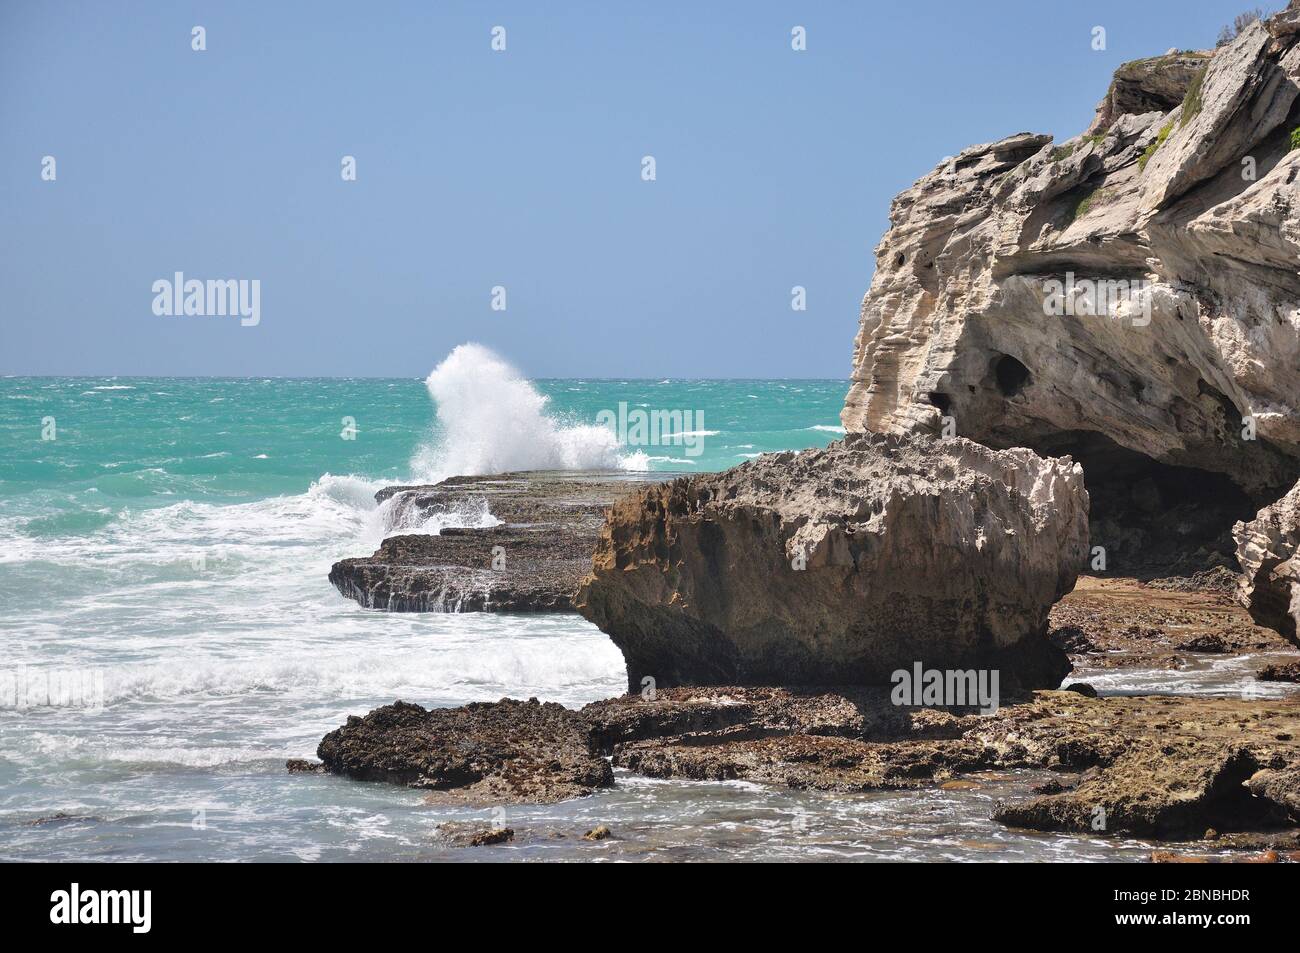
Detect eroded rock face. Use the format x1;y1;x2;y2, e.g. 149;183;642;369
316;699;613;803
575;431;1088;691
840;19;1300;531
1235;479;1300;643
1091;51;1215;129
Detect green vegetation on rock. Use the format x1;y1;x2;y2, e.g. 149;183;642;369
1180;66;1209;128
1140;121;1175;172
1066;186;1115;225
1051;132;1108;163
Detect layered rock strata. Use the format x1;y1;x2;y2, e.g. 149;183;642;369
840;18;1300;571
330;472;663;612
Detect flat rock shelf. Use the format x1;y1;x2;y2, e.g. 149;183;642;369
329;471;672;612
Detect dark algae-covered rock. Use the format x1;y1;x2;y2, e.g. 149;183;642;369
316;698;613;804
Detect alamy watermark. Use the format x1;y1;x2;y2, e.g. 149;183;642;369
50;884;150;933
1;667;104;713
152;272;261;326
1042;272;1151;327
596;402;707;457
891;663;1000;715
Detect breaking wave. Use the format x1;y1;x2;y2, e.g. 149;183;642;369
410;343;646;480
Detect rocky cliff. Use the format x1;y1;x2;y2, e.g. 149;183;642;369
841;10;1300;572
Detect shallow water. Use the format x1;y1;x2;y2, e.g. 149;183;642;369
1;369;1294;862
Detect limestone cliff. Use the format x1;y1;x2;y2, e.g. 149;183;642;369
841;11;1300;563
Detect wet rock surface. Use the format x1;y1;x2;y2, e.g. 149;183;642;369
584;687;1300;840
576;432;1088;691
316;698;614;804
313;682;1300;842
329;472;663;611
329;529;593;611
1260;661;1300;682
1048;575;1295;669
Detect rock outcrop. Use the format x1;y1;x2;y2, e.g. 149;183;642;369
588;687;1300;839
316;698;613;803
310;687;1300;838
840;15;1300;572
330;472;662;612
1235;478;1300;642
575;431;1088;691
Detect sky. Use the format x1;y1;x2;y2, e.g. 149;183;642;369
0;0;1266;378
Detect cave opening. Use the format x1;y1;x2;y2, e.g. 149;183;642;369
994;355;1031;397
1028;430;1260;578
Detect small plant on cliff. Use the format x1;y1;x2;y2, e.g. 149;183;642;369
1066;186;1115;225
1216;8;1265;47
1139;121;1175;171
1179;66;1209;128
1291;127;1300;152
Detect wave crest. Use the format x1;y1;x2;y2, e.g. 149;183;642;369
411;343;642;480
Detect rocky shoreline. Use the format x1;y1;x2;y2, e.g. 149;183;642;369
299;683;1300;847
306;8;1300;860
306;535;1300;849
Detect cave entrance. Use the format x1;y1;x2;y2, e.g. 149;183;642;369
1028;430;1258;578
993;354;1031;398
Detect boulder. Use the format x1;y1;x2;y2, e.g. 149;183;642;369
575;431;1088;691
315;698;613;804
1235;479;1300;643
1089;50;1213;133
993;746;1274;839
1247;767;1300;820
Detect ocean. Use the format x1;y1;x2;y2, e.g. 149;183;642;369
0;348;1275;861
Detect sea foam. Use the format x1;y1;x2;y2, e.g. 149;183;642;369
410;343;645;481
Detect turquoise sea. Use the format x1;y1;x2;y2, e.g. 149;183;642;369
0;350;1273;861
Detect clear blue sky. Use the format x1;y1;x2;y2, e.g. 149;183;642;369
0;0;1261;378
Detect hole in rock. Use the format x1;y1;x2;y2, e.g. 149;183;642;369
1028;430;1259;578
895;252;906;267
993;355;1031;398
927;392;952;415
